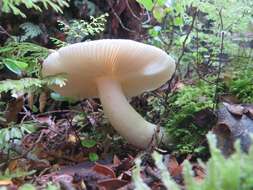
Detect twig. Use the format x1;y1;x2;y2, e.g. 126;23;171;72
213;9;225;110
125;0;151;25
160;15;175;52
176;10;198;73
106;0;136;33
35;109;82;116
0;25;12;38
3;131;48;171
191;64;216;84
64;115;83;149
125;0;142;21
168;8;198;88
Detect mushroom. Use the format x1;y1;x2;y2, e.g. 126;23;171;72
42;39;175;149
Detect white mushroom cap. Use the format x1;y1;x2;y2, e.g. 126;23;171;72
42;39;175;98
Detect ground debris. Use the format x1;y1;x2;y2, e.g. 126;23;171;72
214;102;253;155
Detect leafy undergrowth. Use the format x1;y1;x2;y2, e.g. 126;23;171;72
1;0;253;189
2;132;253;190
228;65;253;103
165;79;217;155
133;133;253;190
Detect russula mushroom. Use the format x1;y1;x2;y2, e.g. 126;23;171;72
42;39;175;149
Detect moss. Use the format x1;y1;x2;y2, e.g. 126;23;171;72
165;80;217;155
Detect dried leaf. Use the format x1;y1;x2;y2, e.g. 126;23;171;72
93;163;116;178
8;160;18;172
67;134;78;144
171;81;185;92
192;164;205;183
27;92;34;110
215;104;253;155
52;174;73;184
5;95;24;123
97;179;128;190
167;156;182;177
39;91;47;113
113;155;121;166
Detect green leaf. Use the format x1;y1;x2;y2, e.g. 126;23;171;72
174;17;184;26
50;92;76;103
45;183;60;190
81;139;97;148
3;58;28;75
153;7;165;22
137;0;154;11
132;158;151;190
20;22;42;41
157;0;167;6
89;152;99;162
19;184;36;190
1;0;69;17
50;92;68;101
179;35;192;45
148;26;162;37
21;123;37;133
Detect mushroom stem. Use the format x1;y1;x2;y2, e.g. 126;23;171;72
96;77;169;149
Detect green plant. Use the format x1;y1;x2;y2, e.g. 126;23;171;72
0;40;67;96
166;80;216;154
133;132;253;190
228;64;253;103
2;0;69;18
152;151;180;190
0;75;66;96
0;122;38;152
140;0;253;79
19;22;43;42
0;41;48;76
81;138;99;161
19;183;60;190
0;168;35;181
132;158;151;190
137;0;171;22
57;13;108;44
183;133;253;190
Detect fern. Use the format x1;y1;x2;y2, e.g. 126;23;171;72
0;168;35;180
0;121;39;154
19;22;43;42
132;158;151;190
0;41;48;76
0;75;67;95
58;13;108;43
166;80;216;154
134;133;253;190
152;151;180;190
50;37;67;48
228;65;253;103
2;0;70;18
19;183;60;190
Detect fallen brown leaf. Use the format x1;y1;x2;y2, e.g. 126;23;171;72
167;156;182;177
93;163;116;178
97;178;128;190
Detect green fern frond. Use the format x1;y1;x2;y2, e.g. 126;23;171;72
0;41;48;76
58;13;108;43
2;0;70;18
0;75;67;95
19;22;43;41
134;133;253;190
